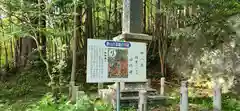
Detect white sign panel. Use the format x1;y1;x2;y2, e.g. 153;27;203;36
87;39;147;83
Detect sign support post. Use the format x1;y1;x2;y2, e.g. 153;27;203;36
116;82;120;111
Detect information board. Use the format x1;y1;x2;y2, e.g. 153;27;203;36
86;39;147;83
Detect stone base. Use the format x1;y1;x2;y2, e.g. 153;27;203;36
121;88;158;97
98;88;167;108
120;96;167;108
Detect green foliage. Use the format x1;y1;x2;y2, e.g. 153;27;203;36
0;0;240;110
222;93;240;111
24;92;141;111
0;68;48;99
25;93;114;111
189;93;240;110
26;93;71;111
169;92;240;110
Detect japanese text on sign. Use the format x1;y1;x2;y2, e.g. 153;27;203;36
87;39;147;83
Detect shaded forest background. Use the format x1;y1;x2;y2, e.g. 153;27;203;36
0;0;240;110
1;0;240;91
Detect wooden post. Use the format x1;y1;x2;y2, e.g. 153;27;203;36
138;90;147;111
213;80;221;111
160;77;165;96
180;81;188;111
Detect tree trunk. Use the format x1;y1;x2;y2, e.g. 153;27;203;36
143;0;146;33
0;44;2;68
155;0;166;76
55;43;58;60
4;42;9;70
20;38;27;67
19;37;37;68
69;0;79;99
148;0;153;32
84;0;93;62
14;38;20;68
10;40;14;63
39;0;47;58
107;0;112;39
113;0;118;33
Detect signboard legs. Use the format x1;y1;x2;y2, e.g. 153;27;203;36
116;82;121;111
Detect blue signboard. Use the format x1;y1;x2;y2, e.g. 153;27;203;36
105;41;131;48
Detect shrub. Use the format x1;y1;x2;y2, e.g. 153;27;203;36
26;93;114;111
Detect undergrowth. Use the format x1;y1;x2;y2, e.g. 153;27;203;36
0;67;239;111
25;93;114;111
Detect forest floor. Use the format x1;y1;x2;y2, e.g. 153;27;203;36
0;80;49;110
0;66;51;111
0;68;239;111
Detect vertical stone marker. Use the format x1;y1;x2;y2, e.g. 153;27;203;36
213;80;221;111
138;90;147;111
122;0;143;33
160;77;165;96
180;81;188;111
98;0;147;96
114;0;152;91
91;0;165;109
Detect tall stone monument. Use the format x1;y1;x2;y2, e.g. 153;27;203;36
112;0;166;107
98;0;166;108
114;0;151;90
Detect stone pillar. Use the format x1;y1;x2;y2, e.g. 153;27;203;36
180;81;188;111
213;80;221;111
122;0;143;33
120;0;145;91
160;77;165;96
138;90;147;111
71;85;79;103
